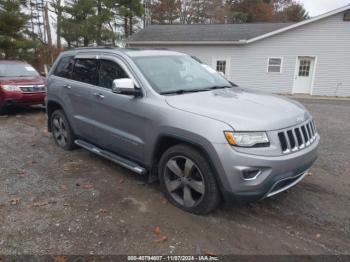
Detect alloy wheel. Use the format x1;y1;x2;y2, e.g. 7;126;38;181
164;156;205;208
52;115;68;147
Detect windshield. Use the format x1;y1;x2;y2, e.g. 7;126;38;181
132;55;231;94
0;63;39;77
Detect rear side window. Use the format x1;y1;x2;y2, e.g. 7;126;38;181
54;56;74;78
98;60;129;89
72;59;98;85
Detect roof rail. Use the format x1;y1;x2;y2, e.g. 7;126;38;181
72;46;118;50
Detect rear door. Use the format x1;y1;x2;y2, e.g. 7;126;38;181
66;54;102;144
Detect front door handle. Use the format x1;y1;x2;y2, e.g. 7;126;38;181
93;93;105;99
63;84;71;89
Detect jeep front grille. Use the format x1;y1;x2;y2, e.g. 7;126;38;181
278;120;317;154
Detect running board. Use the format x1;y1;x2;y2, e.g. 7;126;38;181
74;139;147;175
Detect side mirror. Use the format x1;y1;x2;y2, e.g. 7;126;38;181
112;78;142;96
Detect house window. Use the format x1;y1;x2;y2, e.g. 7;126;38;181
298;59;311;77
216;60;227;75
268;58;282;73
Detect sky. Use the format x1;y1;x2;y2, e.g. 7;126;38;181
299;0;350;16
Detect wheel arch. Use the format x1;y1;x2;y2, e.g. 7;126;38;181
150;134;225;197
47;100;64;132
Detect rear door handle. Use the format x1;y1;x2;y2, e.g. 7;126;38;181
63;84;71;89
93;93;104;99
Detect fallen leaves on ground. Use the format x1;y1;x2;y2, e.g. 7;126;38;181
82;183;94;189
9;198;21;205
154;226;161;235
30;202;49;208
59;185;68;192
204;250;217;257
17;172;27;177
119;178;125;184
53;256;66;262
99;208;108;214
153;226;167;243
154;235;168;243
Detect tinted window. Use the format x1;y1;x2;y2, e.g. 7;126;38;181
0;63;39;77
54;56;74;78
72;59;98;85
98;60;129;89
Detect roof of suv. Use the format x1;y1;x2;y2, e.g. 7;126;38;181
64;47;185;58
0;60;28;64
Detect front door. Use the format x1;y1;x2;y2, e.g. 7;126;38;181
293;57;315;94
89;56;149;163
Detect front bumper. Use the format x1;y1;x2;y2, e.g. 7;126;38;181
211;134;320;203
0;91;46;107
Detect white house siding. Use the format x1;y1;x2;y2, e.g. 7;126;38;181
130;12;350;97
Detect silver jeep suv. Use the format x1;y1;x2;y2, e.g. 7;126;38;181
46;48;320;214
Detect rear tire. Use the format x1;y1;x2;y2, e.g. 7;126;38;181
51;109;76;150
158;144;221;214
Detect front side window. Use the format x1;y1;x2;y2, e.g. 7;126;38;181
132;55;231;94
268;58;282;73
54;56;74;79
98;60;128;89
0;63;39;77
72;59;98;85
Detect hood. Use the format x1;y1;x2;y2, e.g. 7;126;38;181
0;76;45;86
165;88;310;131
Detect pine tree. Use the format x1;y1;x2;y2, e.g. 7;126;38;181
61;0;98;47
0;0;38;59
61;0;142;46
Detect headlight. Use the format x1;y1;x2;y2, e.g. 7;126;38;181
224;131;269;147
1;85;21;91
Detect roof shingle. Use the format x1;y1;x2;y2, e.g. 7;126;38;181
127;23;293;43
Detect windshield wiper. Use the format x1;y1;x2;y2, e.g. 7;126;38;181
206;85;233;90
161;88;212;95
161;85;233;95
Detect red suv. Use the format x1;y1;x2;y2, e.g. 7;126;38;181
0;60;46;114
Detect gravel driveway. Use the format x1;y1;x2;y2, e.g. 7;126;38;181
0;99;349;255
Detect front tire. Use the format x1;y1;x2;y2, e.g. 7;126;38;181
159;144;221;214
51;109;76;150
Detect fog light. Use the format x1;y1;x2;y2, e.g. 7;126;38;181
242;169;261;180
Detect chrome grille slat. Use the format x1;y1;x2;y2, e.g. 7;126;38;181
277;120;317;154
284;131;291;152
311;121;316;138
296;127;305;149
291;129;299;151
306;123;312;140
